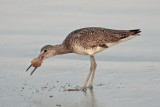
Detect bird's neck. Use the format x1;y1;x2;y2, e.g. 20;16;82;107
52;44;71;56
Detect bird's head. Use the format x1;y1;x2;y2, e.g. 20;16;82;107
26;45;55;76
39;45;55;60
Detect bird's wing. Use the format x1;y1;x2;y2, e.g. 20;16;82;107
63;27;141;49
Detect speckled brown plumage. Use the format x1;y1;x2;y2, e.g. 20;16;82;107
62;27;141;55
39;27;141;56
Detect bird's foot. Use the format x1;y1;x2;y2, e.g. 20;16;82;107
64;87;87;91
80;87;87;91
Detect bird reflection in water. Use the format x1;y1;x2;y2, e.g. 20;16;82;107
81;89;97;107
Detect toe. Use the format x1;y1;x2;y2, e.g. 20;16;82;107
80;87;87;91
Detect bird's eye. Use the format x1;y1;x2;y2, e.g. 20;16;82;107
44;50;47;52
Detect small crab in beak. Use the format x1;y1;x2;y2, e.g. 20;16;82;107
26;54;46;76
26;45;53;75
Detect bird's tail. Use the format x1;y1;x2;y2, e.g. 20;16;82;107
129;29;141;35
118;29;141;43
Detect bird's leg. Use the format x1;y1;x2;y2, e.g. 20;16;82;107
89;55;97;89
81;58;93;90
81;55;96;90
65;55;95;91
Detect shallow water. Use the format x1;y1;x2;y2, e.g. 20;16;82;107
0;0;160;107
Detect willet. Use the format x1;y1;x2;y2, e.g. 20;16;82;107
26;27;141;91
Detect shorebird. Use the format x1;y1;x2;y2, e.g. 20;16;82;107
26;27;141;91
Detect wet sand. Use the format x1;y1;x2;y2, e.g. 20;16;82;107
1;58;160;107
